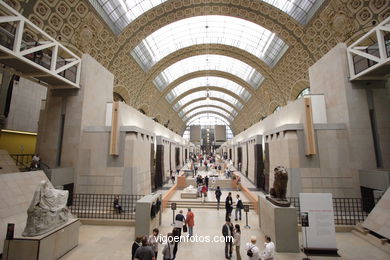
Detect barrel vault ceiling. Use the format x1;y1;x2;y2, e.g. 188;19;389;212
6;0;390;135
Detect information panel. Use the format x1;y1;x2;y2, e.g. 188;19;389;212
299;193;337;249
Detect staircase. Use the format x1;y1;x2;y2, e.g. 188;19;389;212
166;199;254;210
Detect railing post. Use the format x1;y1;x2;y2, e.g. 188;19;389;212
13;19;23;52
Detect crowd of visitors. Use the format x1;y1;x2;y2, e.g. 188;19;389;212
132;153;274;260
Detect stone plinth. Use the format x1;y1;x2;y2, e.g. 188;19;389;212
135;194;162;239
3;219;80;260
177;176;186;188
259;195;299;252
180;191;197;199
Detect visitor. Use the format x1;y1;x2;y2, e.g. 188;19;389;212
197;184;202;198
174;210;185;233
132;236;142;260
205;175;209;188
225;192;233;220
172;227;180;259
222;217;234;259
235;194;244;221
134;236;155;260
171;173;175;184
245;236;260;260
186;208;194;237
113;195;123;214
148;228;160;258
162;233;174;260
201;184;208;202
30;154;40;170
215;186;222;210
260;235;275;260
234;224;241;260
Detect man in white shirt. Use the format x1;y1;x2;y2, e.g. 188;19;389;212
245;236;260;260
260;235;275;260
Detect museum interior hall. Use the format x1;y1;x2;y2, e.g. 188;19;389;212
0;0;389;259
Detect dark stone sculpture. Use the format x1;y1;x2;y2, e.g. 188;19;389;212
266;166;290;207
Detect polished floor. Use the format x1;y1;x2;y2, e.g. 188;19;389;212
60;207;390;260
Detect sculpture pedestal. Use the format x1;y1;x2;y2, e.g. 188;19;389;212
3;218;80;260
259;195;299;252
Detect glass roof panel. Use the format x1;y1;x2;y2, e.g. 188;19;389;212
179;100;238;117
153;54;264;91
91;1;324;34
166;76;251;103
93;0;166;33
188;114;230;126
261;0;325;25
183;107;234;122
131;15;288;70
175;90;243;111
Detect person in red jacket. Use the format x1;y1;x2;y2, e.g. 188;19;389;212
186;208;195;237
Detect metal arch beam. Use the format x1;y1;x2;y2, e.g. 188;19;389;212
177;97;240;113
159;70;255;99
184;111;233;125
181;105;235;119
171;86;246;106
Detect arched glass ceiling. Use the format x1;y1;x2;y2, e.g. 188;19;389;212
166;76;251;103
188;114;230;126
131;15;288;70
92;1;325;34
179;100;238;118
153;55;264;91
173;90;243;112
183;107;234;122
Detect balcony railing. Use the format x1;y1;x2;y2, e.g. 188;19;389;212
288;197;379;225
68;194;144;220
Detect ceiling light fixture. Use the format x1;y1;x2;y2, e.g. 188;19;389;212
206;88;210;100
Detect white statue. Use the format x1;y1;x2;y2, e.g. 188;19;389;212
22;180;73;237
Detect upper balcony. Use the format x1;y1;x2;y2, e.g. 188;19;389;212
0;1;81;89
347;16;390;81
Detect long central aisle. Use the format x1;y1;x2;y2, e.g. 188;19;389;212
60;206;389;260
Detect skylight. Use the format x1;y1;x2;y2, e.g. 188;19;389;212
179;100;238;118
183;107;234;122
174;90;243;112
131;15;288;70
165;76;252;103
153;54;264;91
91;1;325;34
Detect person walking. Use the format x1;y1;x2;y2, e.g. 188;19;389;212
235;194;244;221
205;175;209;188
260;235;275;260
225;192;233;220
222;217;234;259
162;233;175;260
172;227;180;259
148;228;160;258
245;236;260;260
215;186;222;210
234;224;241;260
201;184;208;202
132;236;142;260
186;208;194;237
134;236;155;260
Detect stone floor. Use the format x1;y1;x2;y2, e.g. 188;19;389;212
61;208;390;260
60;165;389;260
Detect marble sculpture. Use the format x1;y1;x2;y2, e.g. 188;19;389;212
22;180;73;237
